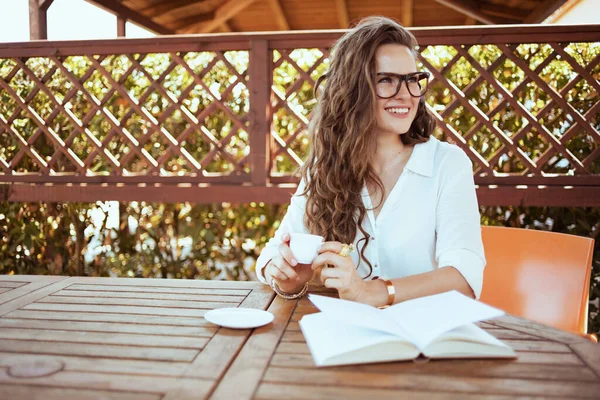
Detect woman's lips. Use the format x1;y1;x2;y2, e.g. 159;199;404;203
385;107;411;119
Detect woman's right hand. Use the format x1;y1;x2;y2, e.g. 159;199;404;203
264;233;314;293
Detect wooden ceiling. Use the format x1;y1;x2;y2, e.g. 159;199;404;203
87;0;569;35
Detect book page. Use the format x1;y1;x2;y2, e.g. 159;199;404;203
383;291;504;350
307;294;413;340
432;323;509;347
299;312;419;366
423;324;516;358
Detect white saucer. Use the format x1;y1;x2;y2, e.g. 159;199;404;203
204;308;274;329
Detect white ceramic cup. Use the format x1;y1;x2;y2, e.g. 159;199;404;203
289;233;325;264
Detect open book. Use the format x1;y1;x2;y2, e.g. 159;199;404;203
299;290;516;367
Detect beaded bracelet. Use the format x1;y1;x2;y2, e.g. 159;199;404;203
270;279;308;300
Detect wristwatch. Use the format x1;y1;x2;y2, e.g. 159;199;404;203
376;278;396;309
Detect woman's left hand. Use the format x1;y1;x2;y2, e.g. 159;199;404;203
312;241;366;302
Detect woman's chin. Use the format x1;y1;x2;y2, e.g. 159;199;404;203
382;127;411;136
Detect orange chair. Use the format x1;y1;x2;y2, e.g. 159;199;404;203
480;226;596;341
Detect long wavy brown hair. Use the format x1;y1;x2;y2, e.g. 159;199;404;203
299;16;436;277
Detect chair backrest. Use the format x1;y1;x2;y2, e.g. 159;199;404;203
480;226;594;335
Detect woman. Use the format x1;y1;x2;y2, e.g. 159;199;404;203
256;16;485;308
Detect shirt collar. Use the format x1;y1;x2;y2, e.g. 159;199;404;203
405;136;437;178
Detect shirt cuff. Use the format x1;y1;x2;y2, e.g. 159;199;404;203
255;247;279;284
437;248;486;299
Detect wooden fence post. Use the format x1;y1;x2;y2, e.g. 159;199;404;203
29;0;55;40
248;39;272;187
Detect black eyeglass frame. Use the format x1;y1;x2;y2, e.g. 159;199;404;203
375;71;431;99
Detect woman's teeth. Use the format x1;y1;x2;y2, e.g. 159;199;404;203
386;108;409;114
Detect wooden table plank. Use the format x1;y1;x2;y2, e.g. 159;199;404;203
0;368;213;397
0;327;209;348
0;275;275;400
0;275;68;306
51;289;246;302
210;296;296;400
0;385;161;400
37;295;240;309
20;302;213;317
262;367;600;398
3;309;214;326
0;352;191;376
570;342;600;380
254;383;547;400
488;315;592;345
0;317;218;337
64;284;251;296
268;353;598;381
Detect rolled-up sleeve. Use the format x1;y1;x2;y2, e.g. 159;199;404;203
255;180;309;284
435;147;486;298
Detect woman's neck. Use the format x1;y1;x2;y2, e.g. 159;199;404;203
372;134;407;174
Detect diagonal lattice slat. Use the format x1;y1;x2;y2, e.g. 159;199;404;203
420;54;541;174
49;55;160;171
13;57;121;172
0;77;87;174
455;46;588;174
270;48;329;171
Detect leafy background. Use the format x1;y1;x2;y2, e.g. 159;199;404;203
1;43;599;333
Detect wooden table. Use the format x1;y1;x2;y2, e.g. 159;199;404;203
0;276;599;399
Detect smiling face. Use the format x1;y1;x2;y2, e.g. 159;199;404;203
374;44;421;138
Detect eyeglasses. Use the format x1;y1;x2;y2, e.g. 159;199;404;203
375;72;431;98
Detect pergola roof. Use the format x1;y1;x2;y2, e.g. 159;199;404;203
86;0;569;35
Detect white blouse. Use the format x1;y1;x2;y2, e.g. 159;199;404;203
255;136;486;298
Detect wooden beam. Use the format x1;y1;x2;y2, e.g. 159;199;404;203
180;0;258;33
29;0;48;40
402;0;413;27
464;16;476;25
546;0;581;23
39;0;54;11
479;3;530;21
154;0;223;21
434;0;499;25
171;13;217;31
5;183;600;206
117;15;126;37
334;0;349;29
217;22;233;33
85;0;173;34
267;0;290;30
142;0;203;18
525;0;567;23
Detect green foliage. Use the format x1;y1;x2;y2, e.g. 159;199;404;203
1;201;599;334
1;43;599;333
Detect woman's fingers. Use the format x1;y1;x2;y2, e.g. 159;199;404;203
322;277;342;289
320;267;343;280
317;241;344;255
265;262;287;281
311;251;345;270
278;239;298;267
266;257;299;282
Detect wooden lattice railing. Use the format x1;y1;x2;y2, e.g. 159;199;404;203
1;25;599;205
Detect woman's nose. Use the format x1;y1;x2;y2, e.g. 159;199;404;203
394;81;412;99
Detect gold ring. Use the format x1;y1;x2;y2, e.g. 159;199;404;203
338;243;355;257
